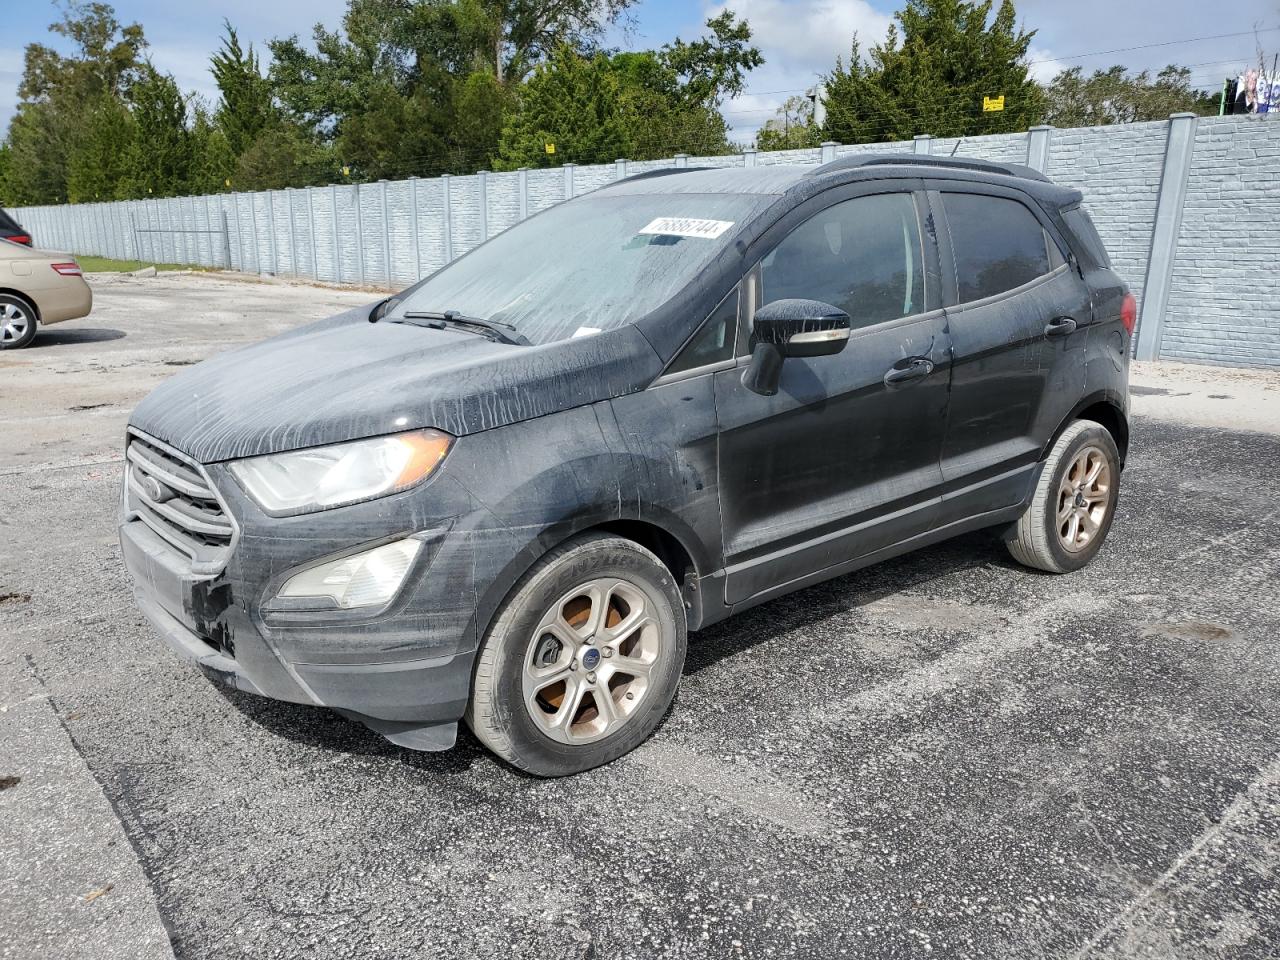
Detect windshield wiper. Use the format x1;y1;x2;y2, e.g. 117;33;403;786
390;309;531;346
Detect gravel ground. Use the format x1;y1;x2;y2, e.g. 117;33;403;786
2;272;1279;960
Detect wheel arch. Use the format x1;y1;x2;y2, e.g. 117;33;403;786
0;288;40;320
1045;391;1129;467
471;511;707;655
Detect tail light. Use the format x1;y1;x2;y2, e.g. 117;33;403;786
10;234;31;246
1120;293;1137;336
51;262;82;277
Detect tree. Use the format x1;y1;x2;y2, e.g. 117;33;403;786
1;0;148;204
0;143;12;204
1044;65;1220;126
234;126;335;190
497;11;762;167
756;95;822;151
496;44;628;168
66;93;137;200
118;64;197;198
822;0;1045;145
211;23;276;157
446;0;638;85
268;0;642;178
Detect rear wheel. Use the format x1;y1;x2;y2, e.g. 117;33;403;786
467;534;686;777
0;294;37;349
1007;419;1121;573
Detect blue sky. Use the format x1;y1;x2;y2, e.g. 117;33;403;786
3;0;1278;143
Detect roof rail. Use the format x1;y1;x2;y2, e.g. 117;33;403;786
605;167;711;187
809;153;1050;183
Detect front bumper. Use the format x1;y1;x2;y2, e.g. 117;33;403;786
118;442;485;751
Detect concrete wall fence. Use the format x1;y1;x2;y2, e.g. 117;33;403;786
12;113;1280;368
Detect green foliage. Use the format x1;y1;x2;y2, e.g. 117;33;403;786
118;65;198;198
755;95;822;151
496;46;627;168
234;127;336;190
211;22;276;156
496;12;761;168
266;0;639;177
822;0;1046;144
66;93;137;200
1044;65;1220;126
0;143;11;202
1;0;148;204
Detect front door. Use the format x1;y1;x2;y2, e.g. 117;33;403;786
714;185;952;606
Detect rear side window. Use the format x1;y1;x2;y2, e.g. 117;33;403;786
0;209;20;232
943;193;1052;302
1063;206;1112;268
760;192;924;331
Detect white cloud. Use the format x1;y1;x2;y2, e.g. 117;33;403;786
1025;45;1062;85
707;0;893;143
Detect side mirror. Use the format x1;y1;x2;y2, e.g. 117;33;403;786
742;298;851;396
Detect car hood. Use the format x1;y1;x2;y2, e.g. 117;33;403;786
129;305;663;463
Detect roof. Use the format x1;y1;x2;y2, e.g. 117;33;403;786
599;153;1081;207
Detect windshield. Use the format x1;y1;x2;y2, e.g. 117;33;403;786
390;192;771;345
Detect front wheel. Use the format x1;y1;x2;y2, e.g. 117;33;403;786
1007;419;1121;573
466;534;687;777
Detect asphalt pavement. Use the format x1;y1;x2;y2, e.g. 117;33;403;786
2;272;1278;959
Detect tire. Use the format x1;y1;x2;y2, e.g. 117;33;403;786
0;293;38;349
1007;419;1121;574
466;533;687;777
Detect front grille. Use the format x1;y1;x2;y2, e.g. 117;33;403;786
125;431;235;575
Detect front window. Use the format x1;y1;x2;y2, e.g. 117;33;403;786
390;193;772;346
759;192;925;331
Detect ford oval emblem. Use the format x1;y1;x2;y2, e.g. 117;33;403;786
141;474;173;503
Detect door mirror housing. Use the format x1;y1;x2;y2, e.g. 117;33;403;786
742;299;851;396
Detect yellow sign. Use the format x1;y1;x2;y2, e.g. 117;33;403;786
341;165;351;177
224;178;232;188
983;95;1005;112
545;143;556;155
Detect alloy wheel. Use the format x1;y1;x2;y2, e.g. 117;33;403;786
521;577;665;745
1056;445;1111;552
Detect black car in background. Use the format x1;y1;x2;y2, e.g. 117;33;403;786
120;154;1135;777
0;208;32;246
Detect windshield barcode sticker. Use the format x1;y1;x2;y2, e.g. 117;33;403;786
638;217;734;240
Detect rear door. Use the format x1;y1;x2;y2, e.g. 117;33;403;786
930;183;1091;515
714;181;951;606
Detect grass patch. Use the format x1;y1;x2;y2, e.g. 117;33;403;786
76;256;219;274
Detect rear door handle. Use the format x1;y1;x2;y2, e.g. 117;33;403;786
884;356;934;387
1045;316;1078;338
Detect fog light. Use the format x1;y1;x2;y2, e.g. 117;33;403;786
278;538;422;609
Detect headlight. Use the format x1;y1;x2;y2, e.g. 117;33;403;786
229;430;452;515
278;538;422;609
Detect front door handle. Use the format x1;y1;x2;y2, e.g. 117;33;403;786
884;356;934;387
1045;316;1078;338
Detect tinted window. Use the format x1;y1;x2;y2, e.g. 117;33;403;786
760;193;924;330
0;209;21;232
1063;205;1111;268
943;194;1051;302
666;289;738;374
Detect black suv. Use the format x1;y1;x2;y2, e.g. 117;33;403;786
121;155;1132;776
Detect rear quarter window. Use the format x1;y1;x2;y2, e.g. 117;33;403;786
943;193;1054;303
0;209;21;232
1063;206;1112;268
